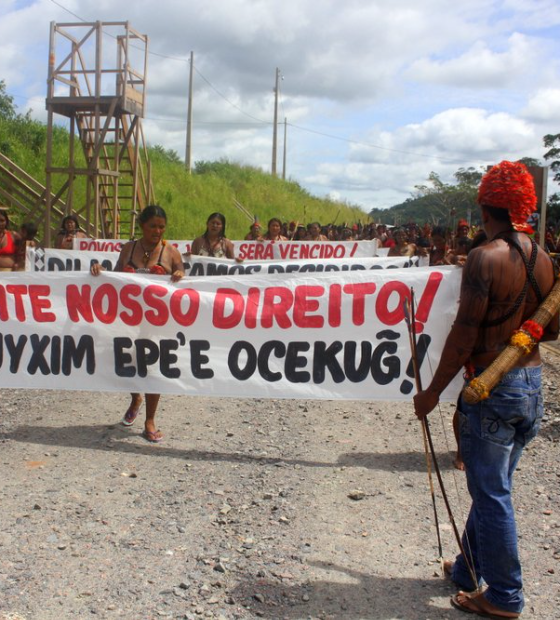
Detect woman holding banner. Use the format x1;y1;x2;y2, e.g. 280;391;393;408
0;209;21;271
263;218;287;241
90;205;184;443
55;214;88;249
191;212;238;259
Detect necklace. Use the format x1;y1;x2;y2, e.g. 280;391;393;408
205;236;223;257
139;241;158;266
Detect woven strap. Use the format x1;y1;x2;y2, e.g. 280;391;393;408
481;233;542;328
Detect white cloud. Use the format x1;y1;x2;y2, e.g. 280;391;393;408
522;88;560;123
407;34;540;89
1;0;559;213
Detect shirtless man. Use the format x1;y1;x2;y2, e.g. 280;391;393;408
414;161;559;619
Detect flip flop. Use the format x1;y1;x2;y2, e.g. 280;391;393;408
142;429;163;443
450;592;520;619
121;403;141;426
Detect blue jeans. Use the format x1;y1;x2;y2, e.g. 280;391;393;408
451;366;543;614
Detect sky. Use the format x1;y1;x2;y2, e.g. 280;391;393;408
1;0;560;213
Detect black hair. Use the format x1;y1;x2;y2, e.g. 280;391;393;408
21;222;38;239
60;214;80;233
268;217;282;229
139;205;167;224
431;226;447;238
471;230;488;249
0;209;10;228
204;212;226;239
481;205;512;223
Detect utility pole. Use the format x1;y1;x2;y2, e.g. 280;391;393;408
271;67;280;176
185;51;194;173
282;117;287;180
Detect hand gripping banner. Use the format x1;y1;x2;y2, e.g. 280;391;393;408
0;267;462;400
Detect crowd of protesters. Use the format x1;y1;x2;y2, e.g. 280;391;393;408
3;206;560;272
243;217;560;263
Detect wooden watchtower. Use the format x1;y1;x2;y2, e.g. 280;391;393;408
45;21;154;246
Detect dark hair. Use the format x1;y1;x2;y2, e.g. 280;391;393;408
139;205;167;224
204;212;227;239
0;209;10;228
268;218;282;230
471;230;488;249
60;214;80;233
431;226;447;238
481;205;511;223
21;222;38;239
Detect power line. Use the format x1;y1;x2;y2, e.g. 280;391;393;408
192;67;270;125
288;122;467;165
42;0;472;165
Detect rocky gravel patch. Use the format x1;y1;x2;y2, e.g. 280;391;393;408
0;352;559;619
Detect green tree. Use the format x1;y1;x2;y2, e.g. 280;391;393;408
413;167;483;224
544;134;560;185
0;80;17;120
517;156;542;168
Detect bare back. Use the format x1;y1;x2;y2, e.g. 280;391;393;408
458;232;558;367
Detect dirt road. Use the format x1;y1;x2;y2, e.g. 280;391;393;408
1;352;559;620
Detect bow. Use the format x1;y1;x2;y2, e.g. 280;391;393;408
404;287;479;589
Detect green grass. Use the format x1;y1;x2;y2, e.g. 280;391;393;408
1;114;370;241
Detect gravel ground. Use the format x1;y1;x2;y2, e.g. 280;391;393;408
0;352;559;620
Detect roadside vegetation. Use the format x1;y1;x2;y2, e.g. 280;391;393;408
0;81;367;240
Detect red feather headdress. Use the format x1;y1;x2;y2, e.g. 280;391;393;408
478;161;537;232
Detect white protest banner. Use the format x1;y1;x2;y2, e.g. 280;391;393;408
75;238;378;259
233;239;378;260
30;248;117;272
31;248;427;274
0;267;462;400
184;254;427;276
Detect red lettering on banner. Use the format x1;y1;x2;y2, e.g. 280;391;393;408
119;284;143;326
262;244;274;260
328;284;342;327
143;285;169;326
278;244;290;259
297;245;309;259
342;283;377;325
5;285;28;321
350;243;358;257
375;281;410;327
170;289;200;326
334;245;345;258
29;286;56;322
245;287;260;329
238;243;253;260
66;284;94;322
414;271;443;333
261;287;294;328
0;286;6;321
213;288;244;328
0;285;56;322
293;286;324;328
92;283;119;324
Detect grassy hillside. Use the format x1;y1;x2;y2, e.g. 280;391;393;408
0;107;369;240
152;155;369;239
